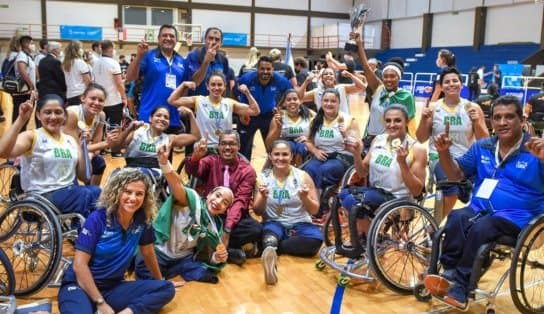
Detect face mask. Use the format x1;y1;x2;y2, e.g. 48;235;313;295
79;48;84;57
29;44;36;53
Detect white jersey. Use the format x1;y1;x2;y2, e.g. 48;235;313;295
64;58;90;98
258;166;311;228
313;112;351;154
194;96;234;148
429;99;474;159
280;110;313;140
92;56;123;107
14;51;36;92
155;205;196;260
314;85;350;114
66;104;100;139
20;129;79;193
369;134;415;199
125;124;170;158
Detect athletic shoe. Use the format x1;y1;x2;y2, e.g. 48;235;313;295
262;246;278;285
443;283;467;309
423;274;450;297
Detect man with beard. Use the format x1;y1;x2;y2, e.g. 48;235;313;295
184;130;262;265
424;95;544;309
126;24;186;134
237;56;292;160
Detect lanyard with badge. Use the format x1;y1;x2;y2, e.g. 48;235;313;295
165;55;176;89
475;136;523;208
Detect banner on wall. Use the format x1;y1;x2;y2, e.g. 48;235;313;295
60;25;102;41
222;33;248;46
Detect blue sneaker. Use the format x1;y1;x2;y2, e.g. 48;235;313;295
444;283;467;309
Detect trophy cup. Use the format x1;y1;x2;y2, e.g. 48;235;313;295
344;4;370;53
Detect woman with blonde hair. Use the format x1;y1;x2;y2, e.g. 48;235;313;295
238;46;260;76
58;168;176;313
62;40;91;107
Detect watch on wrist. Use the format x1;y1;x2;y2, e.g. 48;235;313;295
95;297;105;305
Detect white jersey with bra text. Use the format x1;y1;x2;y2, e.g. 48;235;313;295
195;96;234;147
429;98;474;158
125;123;170;158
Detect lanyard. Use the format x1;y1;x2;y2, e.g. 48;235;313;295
494;136;523;173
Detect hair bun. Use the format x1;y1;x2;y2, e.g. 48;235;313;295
386;57;404;70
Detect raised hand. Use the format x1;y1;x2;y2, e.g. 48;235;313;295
238;84;249;95
525;137;544;160
182;81;196;90
157;144;171;165
272;107;282;126
204;43;218;63
434;122;452;152
18;100;34;123
194;132;208;157
136;37;149;57
178;106;194;117
395;141;409;164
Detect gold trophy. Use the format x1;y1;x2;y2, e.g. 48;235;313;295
345;3;370;53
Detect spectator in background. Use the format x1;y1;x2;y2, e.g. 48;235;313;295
63;40;91;107
492;64;502;90
13;35;36;129
90;41;100;65
524;81;544;136
34;38;48;80
126;24;186;133
467;66;480;101
93;40;127;157
475;82;500;133
185;27;230;97
269;48;297;87
239;46;260;77
119;54;129;77
237;56;292;160
294;57;316;111
429;49;456;103
477;65;486;89
37;41;66;100
0;35;21;122
325;51;356;84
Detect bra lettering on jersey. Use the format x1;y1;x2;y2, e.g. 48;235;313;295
273;189;290;200
53;148;73;159
139;142;156;153
289;126;303;135
443;115;462;126
375;154;393;167
208;111;224;119
319;129;334;138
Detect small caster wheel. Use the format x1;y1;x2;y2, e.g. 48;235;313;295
414;283;431;302
338;275;350;287
315;260;326;271
485;303;495;314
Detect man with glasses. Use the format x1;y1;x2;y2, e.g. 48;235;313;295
185;130;262;265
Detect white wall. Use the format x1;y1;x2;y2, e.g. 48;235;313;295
192;0;249;5
0;0;42;38
431;10;475;47
47;1;116;27
255;13;307;48
257;0;308;10
366;0;388;21
311;0;352;13
192;9;250;35
389;0;428;18
390;17;422;48
485;2;542;44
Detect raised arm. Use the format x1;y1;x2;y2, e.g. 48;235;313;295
397;143;427;197
158;144;188;206
167;81;197;109
0;100;34;159
352;32;381;92
415;103;434;143
342;70;368;94
325;51;347;71
436;125;465;180
298;171;319;215
467;102;490;139
264;110;282;152
233;84;260;117
125;39;148;82
170;107;201;148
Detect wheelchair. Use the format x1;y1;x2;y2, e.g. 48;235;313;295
415;213;544;314
0;163;85;297
316;165;441;293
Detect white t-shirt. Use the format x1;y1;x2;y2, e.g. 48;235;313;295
92;56;122;107
64;58;90;98
14;52;36;91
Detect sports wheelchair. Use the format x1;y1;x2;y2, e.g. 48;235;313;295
415;213;544;314
0;162;84;297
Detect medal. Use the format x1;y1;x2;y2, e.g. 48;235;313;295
276;206;283;214
392;138;402;149
464;103;472;111
337;116;345;124
215;129;222;136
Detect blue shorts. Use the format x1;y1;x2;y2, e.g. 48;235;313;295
339;186;395;218
263;221;322;241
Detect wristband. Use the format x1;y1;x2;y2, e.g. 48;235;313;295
160;162;173;174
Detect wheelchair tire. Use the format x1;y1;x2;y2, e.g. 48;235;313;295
322;206;350;247
0;163;20;205
510;214;544;314
0;247;15;296
367;200;438;294
0;199;63;297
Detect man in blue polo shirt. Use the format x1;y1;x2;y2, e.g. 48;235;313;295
126;24;186;133
424;95;544;309
237;56;292;160
185;27;230;97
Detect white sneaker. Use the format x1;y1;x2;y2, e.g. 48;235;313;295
262;246;278;285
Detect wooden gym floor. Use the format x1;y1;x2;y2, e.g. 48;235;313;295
0;92;521;313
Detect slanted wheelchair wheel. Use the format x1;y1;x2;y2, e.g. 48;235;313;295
510;214;544;314
0;247;15;296
322;206;350;247
367;200;438;294
0;163;20;206
0;200;63;297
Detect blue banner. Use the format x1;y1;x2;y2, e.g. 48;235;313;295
222;32;247;46
60;25;102;41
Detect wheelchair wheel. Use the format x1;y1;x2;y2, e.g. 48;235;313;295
0;200;63;297
323;206;350;247
0;247;15;296
510;214;544;314
0;163;19;205
367;200;438;294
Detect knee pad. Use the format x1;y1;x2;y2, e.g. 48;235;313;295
263;233;279;248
